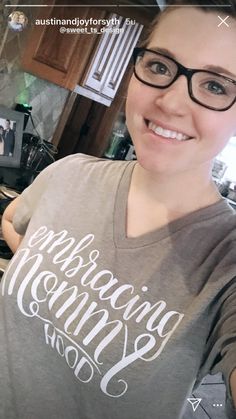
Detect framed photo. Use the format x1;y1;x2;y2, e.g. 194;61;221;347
0;105;24;168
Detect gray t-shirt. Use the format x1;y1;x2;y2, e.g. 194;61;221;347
1;154;236;419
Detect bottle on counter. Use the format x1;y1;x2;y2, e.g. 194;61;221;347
113;135;130;160
104;113;128;160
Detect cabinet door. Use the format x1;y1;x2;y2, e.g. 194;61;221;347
74;14;143;105
21;5;106;90
20;1;157;96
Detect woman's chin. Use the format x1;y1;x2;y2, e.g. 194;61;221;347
135;150;172;175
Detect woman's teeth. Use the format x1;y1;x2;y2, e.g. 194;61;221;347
148;122;190;141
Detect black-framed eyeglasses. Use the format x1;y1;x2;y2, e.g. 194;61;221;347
133;47;236;112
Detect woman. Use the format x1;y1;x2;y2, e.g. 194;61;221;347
1;1;236;418
0;125;4;155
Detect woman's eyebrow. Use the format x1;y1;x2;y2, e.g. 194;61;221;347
148;46;236;79
203;64;236;78
148;47;176;60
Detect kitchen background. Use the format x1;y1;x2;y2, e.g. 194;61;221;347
0;0;69;141
0;2;235;419
0;0;235;203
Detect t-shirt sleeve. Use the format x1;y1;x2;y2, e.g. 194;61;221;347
211;284;236;418
12;161;59;235
12;153;100;236
197;274;236;418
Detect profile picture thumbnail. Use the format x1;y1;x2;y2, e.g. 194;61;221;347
8;11;28;32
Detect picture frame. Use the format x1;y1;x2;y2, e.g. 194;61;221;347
0;105;24;168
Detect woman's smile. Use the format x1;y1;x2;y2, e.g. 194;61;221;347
145;119;193;143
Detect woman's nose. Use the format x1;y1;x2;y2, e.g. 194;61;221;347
154;75;190;115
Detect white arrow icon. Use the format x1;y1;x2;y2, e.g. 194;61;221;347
187;398;202;412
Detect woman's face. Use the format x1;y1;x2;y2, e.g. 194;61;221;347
126;8;236;176
19;14;25;25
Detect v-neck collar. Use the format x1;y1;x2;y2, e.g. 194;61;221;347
113;162;232;249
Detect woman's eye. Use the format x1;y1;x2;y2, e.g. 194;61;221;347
205;80;226;95
147;61;170;75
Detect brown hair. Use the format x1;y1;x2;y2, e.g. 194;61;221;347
166;0;236;16
141;0;236;47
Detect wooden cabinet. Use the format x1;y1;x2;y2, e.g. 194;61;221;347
55;63;134;158
21;4;107;90
21;0;160;158
75;13;143;106
21;0;159;93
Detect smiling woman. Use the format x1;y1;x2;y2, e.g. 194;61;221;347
0;2;236;419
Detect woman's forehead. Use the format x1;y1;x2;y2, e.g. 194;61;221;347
148;8;236;75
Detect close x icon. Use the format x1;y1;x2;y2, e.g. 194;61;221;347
217;15;230;27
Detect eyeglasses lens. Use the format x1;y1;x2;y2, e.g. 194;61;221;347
135;50;177;87
191;72;236;110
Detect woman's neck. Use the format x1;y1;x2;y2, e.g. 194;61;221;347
132;162;222;215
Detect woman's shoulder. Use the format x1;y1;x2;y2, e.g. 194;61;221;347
31;153;134;192
48;153;132;178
